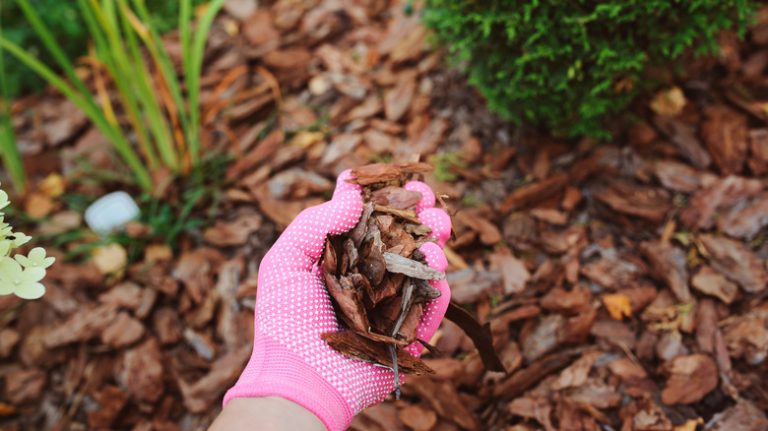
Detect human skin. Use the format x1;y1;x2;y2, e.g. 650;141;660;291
209;397;325;431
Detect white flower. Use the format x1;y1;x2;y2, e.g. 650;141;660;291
12;232;31;247
0;257;45;299
0;190;9;211
16;247;55;269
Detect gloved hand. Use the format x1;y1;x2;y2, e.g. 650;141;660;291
224;170;452;431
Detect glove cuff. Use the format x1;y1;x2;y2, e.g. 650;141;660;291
223;333;353;431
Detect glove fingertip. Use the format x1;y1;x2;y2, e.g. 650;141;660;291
418;242;448;272
419;208;451;246
334;169;362;196
326;189;363;235
404;181;436;213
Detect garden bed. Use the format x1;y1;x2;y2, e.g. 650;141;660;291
1;0;768;430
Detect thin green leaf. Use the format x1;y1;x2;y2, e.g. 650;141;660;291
0;4;25;193
186;0;225;163
14;0;92;98
78;0;161;170
0;37;152;191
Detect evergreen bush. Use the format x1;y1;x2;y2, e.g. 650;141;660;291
423;0;755;138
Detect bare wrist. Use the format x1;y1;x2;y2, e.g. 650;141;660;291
210;397;326;431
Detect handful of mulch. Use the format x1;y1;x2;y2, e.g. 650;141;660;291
321;163;505;396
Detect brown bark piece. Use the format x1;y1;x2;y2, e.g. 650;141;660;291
384;71;417;122
594;181;671;222
653;159;716;193
117;338;164;403
203;211;262;246
398;404;438;431
701;105;748;175
372;187;422;209
382;252;444;280
0;329;20;358
640;241;691;302
178;347;251;413
4;368;45;404
350;163;432;186
692;266;738;304
101;312;145;348
87;385;128;429
153;308;182;345
699;234;767;293
680;175;763;230
661;354;718;405
717;192;768;240
704;400;768;431
44;305;118;348
407;376;481;430
748;128;768;175
321;331;433;374
654;117;712;168
522;314;564;362
500;174;568;213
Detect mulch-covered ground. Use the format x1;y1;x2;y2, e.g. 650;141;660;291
2;1;768;430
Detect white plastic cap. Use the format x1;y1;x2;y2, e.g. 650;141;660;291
84;191;140;236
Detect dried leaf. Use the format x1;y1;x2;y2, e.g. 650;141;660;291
92;244;128;275
650;87;686;116
602;293;633;320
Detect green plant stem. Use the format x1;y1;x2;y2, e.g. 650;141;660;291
0;38;153;192
185;0;225;165
0;1;26;193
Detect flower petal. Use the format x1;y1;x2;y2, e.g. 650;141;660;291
23;267;46;283
15;282;45;300
29;247;46;261
14;254;30;267
0;257;22;278
0;282;14;295
41;256;55;269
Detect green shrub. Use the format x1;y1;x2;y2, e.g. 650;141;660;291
423;0;755;138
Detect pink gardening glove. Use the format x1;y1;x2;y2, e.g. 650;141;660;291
224;170;452;431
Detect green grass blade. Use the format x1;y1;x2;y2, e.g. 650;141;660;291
78;0;161;170
0;116;25;194
0;4;26;193
130;0;192;163
185;0;225;164
180;0;192;83
14;0;92;98
0;37;153;192
116;0;178;172
92;0;182;172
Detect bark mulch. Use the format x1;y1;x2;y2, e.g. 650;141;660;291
2;1;768;430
